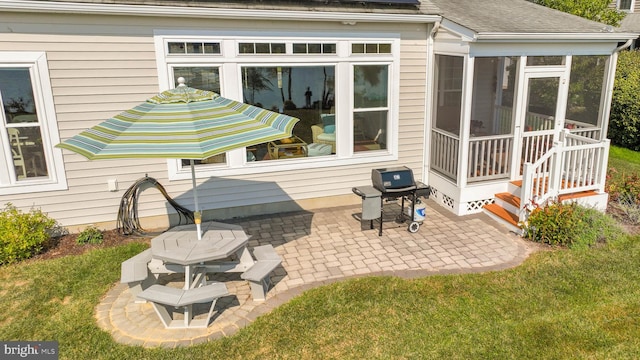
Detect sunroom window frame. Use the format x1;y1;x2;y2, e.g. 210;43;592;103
154;31;400;181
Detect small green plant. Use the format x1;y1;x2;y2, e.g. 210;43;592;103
76;225;104;245
523;201;624;249
0;203;60;265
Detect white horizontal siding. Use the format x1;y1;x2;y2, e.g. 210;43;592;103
1;13;430;228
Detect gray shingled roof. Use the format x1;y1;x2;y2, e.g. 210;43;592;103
428;0;621;34
6;0;638;37
620;13;640;32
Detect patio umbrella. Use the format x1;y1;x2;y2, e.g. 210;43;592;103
57;77;299;239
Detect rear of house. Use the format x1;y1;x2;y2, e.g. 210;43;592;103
0;0;636;232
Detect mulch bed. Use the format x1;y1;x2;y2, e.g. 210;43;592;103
31;229;151;262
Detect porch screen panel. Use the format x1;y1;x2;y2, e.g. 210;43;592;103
566;55;607;139
434;55;463;136
468;57;517;182
431;55;464;183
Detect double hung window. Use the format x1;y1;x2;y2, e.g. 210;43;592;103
0;52;66;194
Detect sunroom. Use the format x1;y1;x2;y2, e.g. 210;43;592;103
426;22;631;226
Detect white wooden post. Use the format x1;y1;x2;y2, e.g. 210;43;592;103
597;139;611;193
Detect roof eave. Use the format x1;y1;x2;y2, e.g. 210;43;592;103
475;32;640;42
0;0;441;23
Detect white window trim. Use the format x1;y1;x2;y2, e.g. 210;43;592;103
617;0;635;12
0;52;67;195
154;30;400;181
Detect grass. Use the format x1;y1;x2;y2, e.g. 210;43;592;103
1;237;640;359
609;145;640;173
1;147;640;359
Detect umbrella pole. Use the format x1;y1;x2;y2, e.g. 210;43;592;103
190;160;202;240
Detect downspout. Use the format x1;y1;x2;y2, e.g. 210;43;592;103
615;39;633;53
422;20;440;187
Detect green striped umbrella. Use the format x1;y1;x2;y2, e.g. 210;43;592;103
57;79;299;239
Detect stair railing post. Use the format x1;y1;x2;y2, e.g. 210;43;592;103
548;140;563;200
520;162;534;223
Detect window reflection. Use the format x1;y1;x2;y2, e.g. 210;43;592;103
172;67;227;166
1;68;48;181
354;65;388;152
241;66;336;160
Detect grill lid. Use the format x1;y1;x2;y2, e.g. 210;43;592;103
371;166;416;192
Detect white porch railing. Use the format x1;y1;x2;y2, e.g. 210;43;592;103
467;135;512;182
519;130;610;221
431;129;459;182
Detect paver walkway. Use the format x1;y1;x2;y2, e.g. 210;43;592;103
96;200;533;348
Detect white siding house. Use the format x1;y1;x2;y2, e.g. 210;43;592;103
0;0;637;232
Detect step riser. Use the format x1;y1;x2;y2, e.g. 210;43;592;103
494;198;520;215
483;209;523;235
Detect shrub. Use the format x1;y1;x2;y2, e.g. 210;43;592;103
76;225;104;245
609;50;640;151
523;201;624;249
0;203;60;265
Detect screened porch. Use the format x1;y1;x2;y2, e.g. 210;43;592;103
428;53;614;215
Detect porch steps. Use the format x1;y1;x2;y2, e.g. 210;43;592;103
483;181;599;236
484;203;520;228
558;190;599;202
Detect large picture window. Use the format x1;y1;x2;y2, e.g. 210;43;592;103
241;66;335;161
0;52;66;194
156;34;398;179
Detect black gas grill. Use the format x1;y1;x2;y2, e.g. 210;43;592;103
353;166;430;235
372;166;417;194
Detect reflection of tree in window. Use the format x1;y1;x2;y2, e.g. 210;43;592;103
354;65;388;108
240;66;336;161
243;68;274;105
173;67;220;92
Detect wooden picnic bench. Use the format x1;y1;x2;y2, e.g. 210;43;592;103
137;283;229;329
241;244;282;301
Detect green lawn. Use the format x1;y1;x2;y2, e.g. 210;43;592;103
609;145;640;173
1;148;640;359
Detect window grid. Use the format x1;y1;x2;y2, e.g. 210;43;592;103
292;43;337;54
351;43;392;54
168;42;221;55
238;42;286;54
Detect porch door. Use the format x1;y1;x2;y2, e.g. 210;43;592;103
515;72;565;175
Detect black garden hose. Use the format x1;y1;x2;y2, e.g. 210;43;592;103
117;176;194;235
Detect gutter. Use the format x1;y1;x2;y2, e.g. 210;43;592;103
0;0;441;23
475;32;639;42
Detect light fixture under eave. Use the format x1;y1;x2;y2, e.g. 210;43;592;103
342;21;357;25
